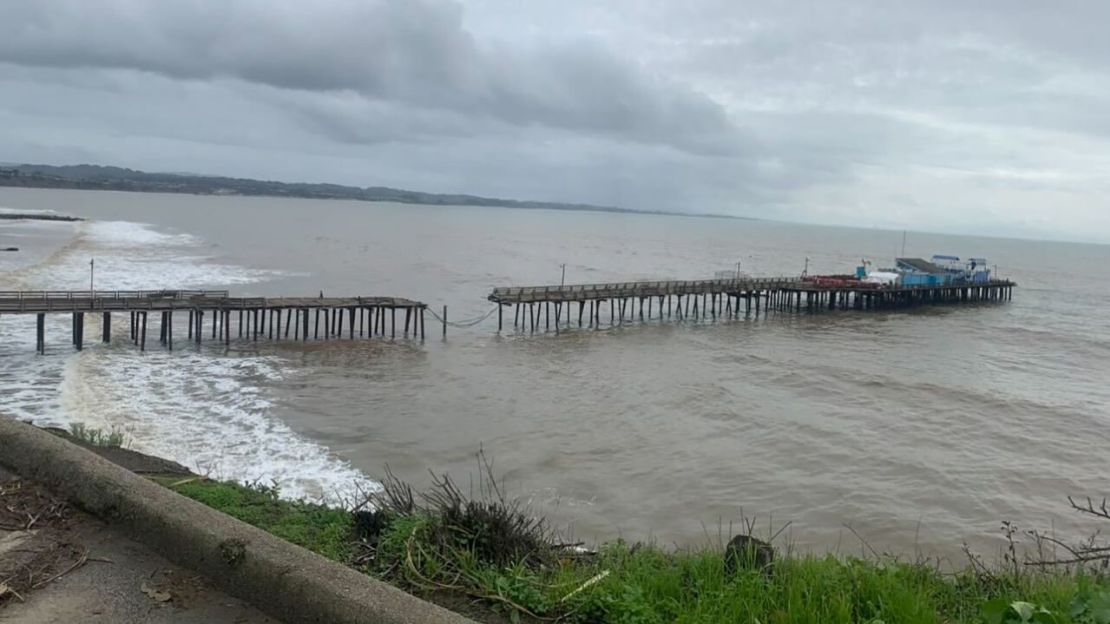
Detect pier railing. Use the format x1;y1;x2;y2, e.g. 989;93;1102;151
490;277;803;303
0;293;425;313
0;290;229;300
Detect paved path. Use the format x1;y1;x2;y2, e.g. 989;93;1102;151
0;466;279;623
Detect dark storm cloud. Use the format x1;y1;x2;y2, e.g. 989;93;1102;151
1;0;1109;240
0;0;743;155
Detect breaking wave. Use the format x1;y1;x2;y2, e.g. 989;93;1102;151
0;217;376;503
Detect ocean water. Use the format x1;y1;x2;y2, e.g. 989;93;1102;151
1;187;1108;559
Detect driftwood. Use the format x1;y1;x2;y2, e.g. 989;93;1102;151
1019;496;1110;570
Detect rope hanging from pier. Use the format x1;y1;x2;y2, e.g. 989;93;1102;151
425;305;499;328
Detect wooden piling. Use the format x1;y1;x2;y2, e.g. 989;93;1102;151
36;313;45;354
140;311;148;352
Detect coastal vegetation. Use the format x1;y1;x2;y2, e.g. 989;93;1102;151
67;423;128;448
149;464;1110;624
159;477;354;563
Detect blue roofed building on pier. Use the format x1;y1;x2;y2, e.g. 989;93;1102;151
895;257;950;287
856;255;994;287
928;255;992;285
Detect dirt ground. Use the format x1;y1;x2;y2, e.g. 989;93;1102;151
0;465;279;623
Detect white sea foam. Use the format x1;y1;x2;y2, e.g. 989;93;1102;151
55;349;375;502
0;220;72;236
0;206;57;215
86;220;200;247
5;221;292;290
0;217;374;503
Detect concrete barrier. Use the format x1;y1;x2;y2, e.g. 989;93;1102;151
0;417;475;624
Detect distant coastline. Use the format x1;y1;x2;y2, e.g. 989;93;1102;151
0;163;745;220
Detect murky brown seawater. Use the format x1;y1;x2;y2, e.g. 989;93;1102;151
2;187;1108;559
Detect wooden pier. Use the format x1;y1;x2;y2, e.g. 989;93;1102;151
0;290;428;353
488;277;1016;332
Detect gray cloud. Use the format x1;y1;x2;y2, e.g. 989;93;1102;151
0;0;743;155
1;0;1109;241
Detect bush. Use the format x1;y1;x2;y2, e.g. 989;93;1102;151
68;422;129;448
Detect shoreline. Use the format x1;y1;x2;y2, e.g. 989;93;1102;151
27;421;1108;624
0;418;473;624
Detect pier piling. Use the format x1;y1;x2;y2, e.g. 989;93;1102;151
139;311;147;351
2;291;428;352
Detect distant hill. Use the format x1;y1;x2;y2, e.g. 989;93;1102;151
0;163;686;217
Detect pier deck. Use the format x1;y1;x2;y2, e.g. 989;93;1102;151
488;277;1015;332
0;290;427;353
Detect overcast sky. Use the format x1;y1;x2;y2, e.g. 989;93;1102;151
2;1;1109;242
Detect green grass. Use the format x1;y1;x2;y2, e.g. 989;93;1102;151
378;517;1096;623
151;476;354;562
152;476;1109;624
68;422;129;448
